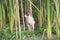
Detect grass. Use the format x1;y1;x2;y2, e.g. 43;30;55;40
0;0;59;40
0;24;58;40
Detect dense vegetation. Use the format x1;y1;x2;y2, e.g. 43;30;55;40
0;0;60;40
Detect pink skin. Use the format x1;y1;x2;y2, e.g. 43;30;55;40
25;13;35;32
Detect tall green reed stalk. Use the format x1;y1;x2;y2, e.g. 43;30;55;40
38;0;43;27
46;0;52;40
0;0;5;31
20;0;25;31
2;4;6;27
0;2;2;31
54;0;59;39
28;0;40;12
8;0;14;33
25;0;28;12
13;0;21;40
12;0;18;40
29;0;32;16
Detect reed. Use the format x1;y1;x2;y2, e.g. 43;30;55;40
46;0;52;40
20;0;25;31
8;0;14;33
0;2;2;31
38;0;43;27
13;0;21;40
54;0;59;39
